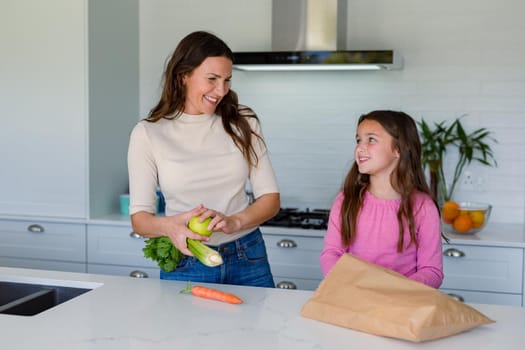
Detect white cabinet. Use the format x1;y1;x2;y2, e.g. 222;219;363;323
0;219;86;273
0;0;139;220
262;229;324;291
87;223;159;279
261;226;525;306
440;243;524;306
0;1;88;218
87;224;324;286
0;0;138;276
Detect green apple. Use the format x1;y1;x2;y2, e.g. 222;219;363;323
188;216;213;236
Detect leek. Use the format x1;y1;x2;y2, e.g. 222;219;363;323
187;238;223;267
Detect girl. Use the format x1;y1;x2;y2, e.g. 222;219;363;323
128;31;280;287
320;110;444;288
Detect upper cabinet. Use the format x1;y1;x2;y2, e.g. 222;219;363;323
0;0;139;219
88;0;139;218
0;1;88;218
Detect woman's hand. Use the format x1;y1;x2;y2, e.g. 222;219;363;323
131;193;279;254
131;205;227;256
199;192;280;234
190;208;240;234
159;205;212;256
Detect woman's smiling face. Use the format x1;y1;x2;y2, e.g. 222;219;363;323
182;56;232;115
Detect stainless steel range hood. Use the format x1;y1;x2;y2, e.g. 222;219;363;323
233;0;402;71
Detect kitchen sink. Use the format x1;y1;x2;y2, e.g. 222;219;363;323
0;281;92;316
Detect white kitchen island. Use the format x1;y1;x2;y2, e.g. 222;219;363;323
0;266;524;350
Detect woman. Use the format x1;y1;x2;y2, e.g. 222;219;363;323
128;31;280;287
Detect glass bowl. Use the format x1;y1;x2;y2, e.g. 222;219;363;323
441;201;492;235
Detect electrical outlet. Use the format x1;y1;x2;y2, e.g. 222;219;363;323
461;171;475;191
460;171;487;192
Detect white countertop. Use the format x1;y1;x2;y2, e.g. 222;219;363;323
1;267;524;350
444;222;525;248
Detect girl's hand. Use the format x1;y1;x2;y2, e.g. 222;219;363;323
162;205;210;256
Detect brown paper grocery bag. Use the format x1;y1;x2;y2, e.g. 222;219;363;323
301;254;494;342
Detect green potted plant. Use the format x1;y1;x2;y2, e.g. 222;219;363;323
418;116;498;205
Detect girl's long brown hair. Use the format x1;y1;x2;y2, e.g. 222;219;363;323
146;31;262;167
340;110;437;252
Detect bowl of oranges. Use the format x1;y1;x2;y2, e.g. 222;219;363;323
441;201;492;235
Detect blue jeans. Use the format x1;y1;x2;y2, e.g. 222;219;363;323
160;228;275;288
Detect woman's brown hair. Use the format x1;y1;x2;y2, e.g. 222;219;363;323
340;110;437;252
146;31;263;167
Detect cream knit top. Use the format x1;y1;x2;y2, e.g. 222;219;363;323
127;112;279;245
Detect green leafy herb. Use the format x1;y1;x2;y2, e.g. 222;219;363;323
143;237;183;272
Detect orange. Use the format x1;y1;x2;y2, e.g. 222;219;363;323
453;213;473;233
469;210;486;229
442;201;460;224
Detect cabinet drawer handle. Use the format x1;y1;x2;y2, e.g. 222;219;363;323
27;224;45;233
443;248;465;258
129;232;143;239
276;239;297;248
276;281;297;289
447;293;465;302
129;270;148;278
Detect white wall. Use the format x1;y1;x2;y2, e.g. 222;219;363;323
139;0;525;224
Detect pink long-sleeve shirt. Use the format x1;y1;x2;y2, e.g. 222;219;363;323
320;191;444;288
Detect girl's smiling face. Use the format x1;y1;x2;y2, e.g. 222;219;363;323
183;56;232;115
354;119;400;179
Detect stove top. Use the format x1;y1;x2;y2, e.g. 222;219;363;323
263;208;330;230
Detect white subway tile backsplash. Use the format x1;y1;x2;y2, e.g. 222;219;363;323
235;73;524;222
400;95;466;111
241;71;525;223
464;66;525;80
482;82;525;96
464;96;525;112
414;81;481;96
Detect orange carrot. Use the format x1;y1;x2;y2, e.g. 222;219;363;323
180;281;243;304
